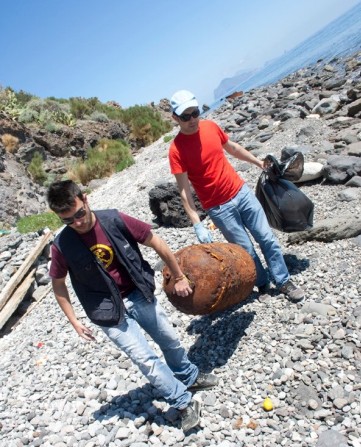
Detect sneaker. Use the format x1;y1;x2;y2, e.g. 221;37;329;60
188;372;219;392
180;399;201;432
279;280;305;303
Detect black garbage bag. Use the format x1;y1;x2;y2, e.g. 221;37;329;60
265;151;304;182
256;154;314;232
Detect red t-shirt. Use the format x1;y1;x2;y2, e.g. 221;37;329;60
169;120;244;209
49;212;152;296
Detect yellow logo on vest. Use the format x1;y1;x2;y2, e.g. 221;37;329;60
90;244;114;268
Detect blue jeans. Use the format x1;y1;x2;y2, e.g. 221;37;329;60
100;289;198;409
207;184;290;287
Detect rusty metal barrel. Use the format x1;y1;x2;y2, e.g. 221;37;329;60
162;242;256;315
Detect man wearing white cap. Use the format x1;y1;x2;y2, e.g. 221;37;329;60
168;90;305;303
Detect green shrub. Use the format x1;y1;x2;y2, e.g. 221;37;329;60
89;111;109;122
118;105;172;146
44;121;61;133
18;108;39;123
53;110;76;126
163;135;173;143
14;89;35;107
58;102;72;114
42;99;62;113
43;173;57;188
0;88;7;107
69;96;101;119
28;152;47;184
26;98;63;114
25;98;46;113
0;88;22;120
68;138;134;184
46;96;70;104
37;109;54;126
17;212;62;233
18;97;75;127
92;102;123;121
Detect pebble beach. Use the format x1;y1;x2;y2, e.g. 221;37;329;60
1;51;361;447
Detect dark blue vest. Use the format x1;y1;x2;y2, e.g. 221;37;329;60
53;209;155;327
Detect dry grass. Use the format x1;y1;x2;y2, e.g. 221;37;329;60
1;133;19;153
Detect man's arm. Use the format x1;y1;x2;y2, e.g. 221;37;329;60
174;172;201;225
142;232;193;297
52;277;95;341
174;173;212;243
223;140;264;169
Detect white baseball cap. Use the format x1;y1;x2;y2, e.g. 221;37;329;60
170;90;198;115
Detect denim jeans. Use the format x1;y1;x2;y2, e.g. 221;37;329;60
207;184;290;287
100;289;198;409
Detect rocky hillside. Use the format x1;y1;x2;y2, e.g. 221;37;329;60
0;98;173;227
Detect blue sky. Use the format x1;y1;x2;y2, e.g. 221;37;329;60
0;0;359;108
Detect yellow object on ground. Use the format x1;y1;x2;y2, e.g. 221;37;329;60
263;397;273;411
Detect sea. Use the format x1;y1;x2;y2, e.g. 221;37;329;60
210;1;361;111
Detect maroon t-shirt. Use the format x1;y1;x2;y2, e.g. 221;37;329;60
49;212;152;295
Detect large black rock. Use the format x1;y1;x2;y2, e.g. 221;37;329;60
149;182;206;228
323;155;361;184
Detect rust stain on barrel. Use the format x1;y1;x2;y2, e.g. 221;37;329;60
163;242;256;315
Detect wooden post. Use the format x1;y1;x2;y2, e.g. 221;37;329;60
0;268;35;330
0;231;53;312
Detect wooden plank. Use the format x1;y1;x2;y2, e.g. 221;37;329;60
0;231;53;312
0;268;35;330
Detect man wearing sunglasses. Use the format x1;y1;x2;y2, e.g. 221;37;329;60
47;180;218;432
169;90;304;303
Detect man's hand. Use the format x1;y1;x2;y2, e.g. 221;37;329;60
73;320;96;342
173;277;193;297
260;159;267;170
193;222;213;243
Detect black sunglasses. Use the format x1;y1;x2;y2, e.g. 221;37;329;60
177;108;200;122
60;206;87;225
